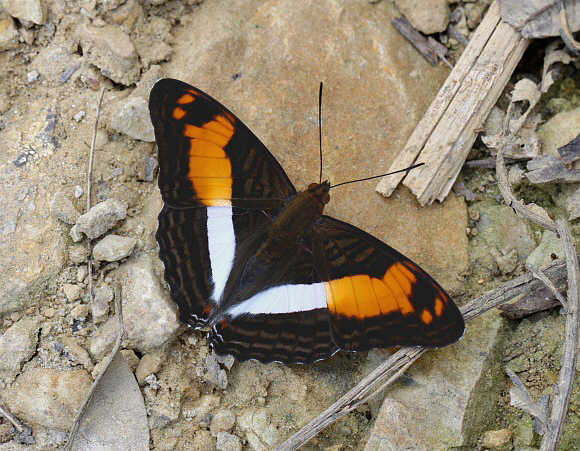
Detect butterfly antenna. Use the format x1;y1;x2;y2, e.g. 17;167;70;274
318;81;323;185
329;163;424;189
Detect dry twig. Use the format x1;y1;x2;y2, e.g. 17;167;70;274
559;0;580;53
392;17;438;65
496;139;579;450
86;87;106;307
0;404;34;445
541;219;579;450
276;257;570;450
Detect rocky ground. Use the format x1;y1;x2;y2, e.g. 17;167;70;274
0;0;578;450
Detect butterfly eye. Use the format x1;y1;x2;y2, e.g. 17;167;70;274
322;192;330;204
308;183;318;190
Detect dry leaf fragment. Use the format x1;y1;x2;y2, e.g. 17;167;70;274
526;155;580;184
505;78;541;133
507;367;549;434
500;0;580;38
557;133;580;163
499;285;563;318
541;40;580;92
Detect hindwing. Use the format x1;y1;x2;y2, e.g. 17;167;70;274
312;216;464;350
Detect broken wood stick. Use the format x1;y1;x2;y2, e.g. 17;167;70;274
376;1;529;205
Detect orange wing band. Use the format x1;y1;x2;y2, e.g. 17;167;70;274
324;262;419;320
182;115;235;206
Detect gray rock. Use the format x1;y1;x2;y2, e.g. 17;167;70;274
538;105;580;156
206;351;228;389
3;368;92;430
210;410;236;436
526;230;565;268
63;283;83;302
135;353;162;385
114;254;180;352
475;205;536;262
92;284;114;323
215;353;235;370
143;156;158;182
0;316;40;381
111;97;155;142
26;70;39;83
0;15;18;50
564;184;580;220
69;224;83;243
76;23;140;85
89;316;118;359
92;234;137;262
68;243;89;264
120;348;140;372
394;0;449;34
216;432;242;451
72;198;127;240
494;249;518;274
0;0;46;25
366;310;506;449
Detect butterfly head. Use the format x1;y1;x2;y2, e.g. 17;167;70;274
307;181;331;206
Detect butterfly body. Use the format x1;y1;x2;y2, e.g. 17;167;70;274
149;78;465;364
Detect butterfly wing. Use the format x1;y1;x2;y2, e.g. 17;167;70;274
209;238;340;364
150;79;297;327
150;78;296;209
312;215;465;351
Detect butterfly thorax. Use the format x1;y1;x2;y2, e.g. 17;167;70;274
224;181;331;306
259;181;330;256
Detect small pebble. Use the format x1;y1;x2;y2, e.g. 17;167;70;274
26;70;39;83
71;304;89;321
216;432;242;451
63;283;83;302
77;265;88;283
73;111;86;122
210;410;236;435
143;156;158;182
92;234;137;262
482;428;512;448
136;354;162;385
69;244;90;264
92;285;113;322
64;342;91;366
74;185;83;198
144;374;159;389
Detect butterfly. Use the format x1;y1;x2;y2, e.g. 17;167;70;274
148;78;464;364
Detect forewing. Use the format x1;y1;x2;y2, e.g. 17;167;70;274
149;78;296;209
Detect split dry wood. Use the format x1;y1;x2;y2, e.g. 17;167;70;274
275;257;570;451
376;1;529;205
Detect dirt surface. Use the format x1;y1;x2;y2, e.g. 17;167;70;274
0;0;579;450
